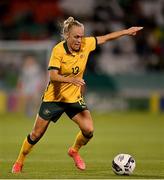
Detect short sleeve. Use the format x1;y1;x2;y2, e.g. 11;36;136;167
48;47;62;70
85;37;97;52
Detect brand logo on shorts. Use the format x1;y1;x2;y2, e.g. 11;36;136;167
81;105;86;109
43;109;51;116
79;100;86;109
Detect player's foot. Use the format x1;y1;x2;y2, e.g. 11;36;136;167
12;162;23;173
68;147;86;170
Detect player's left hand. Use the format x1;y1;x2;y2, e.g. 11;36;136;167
126;27;143;36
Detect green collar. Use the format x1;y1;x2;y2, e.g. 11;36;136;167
63;41;71;54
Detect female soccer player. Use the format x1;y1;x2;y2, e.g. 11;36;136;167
12;17;143;173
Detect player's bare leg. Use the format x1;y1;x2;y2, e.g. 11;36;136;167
12;115;50;173
68;110;94;170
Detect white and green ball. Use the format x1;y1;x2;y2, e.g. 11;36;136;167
112;153;136;175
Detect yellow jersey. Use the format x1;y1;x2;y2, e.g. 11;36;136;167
42;37;97;103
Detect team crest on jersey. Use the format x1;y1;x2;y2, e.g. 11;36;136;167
80;54;84;59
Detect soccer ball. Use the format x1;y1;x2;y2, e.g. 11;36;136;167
112;153;136;175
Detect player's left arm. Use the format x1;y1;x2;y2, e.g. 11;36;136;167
96;26;143;45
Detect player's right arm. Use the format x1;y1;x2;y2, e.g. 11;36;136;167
49;69;85;87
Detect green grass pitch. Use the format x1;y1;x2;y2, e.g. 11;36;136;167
0;111;164;179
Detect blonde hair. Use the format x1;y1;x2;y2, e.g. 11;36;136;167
61;17;84;40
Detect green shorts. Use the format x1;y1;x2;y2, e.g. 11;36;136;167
38;100;88;122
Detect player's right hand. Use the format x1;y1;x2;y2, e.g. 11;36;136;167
69;77;85;87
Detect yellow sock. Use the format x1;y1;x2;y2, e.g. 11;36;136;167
16;137;33;165
72;131;91;152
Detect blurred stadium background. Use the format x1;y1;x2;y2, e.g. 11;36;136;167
0;0;164;114
0;0;164;178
